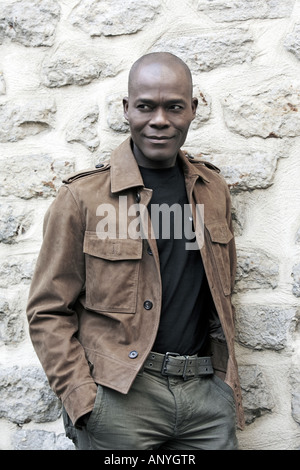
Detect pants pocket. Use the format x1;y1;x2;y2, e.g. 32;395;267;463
211;374;235;409
62;407;78;447
86;384;105;433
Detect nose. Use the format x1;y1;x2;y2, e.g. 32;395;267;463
149;107;169;128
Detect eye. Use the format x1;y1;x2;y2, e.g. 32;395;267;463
137;104;152;111
169;104;183;111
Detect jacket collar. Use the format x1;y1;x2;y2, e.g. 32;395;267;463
110;137;209;194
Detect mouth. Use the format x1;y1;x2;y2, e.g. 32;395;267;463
145;135;174;144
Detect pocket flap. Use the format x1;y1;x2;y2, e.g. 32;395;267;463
83;231;143;261
206;221;233;244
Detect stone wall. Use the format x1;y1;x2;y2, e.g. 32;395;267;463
0;0;299;451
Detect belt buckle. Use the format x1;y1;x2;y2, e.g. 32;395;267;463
161;352;180;376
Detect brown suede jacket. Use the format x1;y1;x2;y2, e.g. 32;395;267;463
27;137;245;429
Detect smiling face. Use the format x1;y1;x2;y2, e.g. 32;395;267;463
123;54;198;169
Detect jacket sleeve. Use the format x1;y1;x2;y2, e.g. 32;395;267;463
224;181;237;320
26;185;97;425
225;184;237;293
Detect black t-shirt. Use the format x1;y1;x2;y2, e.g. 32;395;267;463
139;162;209;356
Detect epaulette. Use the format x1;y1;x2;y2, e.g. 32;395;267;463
183;151;220;173
63;161;110;184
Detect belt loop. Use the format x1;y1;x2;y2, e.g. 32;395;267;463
182;355;189;381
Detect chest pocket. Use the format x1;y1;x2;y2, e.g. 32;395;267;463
206;221;233;296
83;231;142;314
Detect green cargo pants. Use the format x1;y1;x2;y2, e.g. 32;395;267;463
63;364;238;450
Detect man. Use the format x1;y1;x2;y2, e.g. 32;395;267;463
27;52;244;450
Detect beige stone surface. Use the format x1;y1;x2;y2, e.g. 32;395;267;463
0;0;299;451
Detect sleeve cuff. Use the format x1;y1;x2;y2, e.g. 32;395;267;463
63;381;98;426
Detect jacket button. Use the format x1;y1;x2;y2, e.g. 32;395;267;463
95;163;104;168
128;350;138;359
144;300;153;310
147;246;153;255
136;192;141;203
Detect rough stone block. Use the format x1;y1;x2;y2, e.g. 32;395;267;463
0;204;33;244
235;248;279;291
0;72;6;95
0;154;74;199
66;106;100;151
106;93;130;133
0;0;60;47
13;429;74;450
235;305;297;350
223;82;300;138
285;23;300;61
0;366;61;424
230;193;247;237
0;256;36;287
191;87;212;129
290;365;300;425
151;28;254;73
196;148;280;192
0;296;25;345
193;0;296;22
0;100;56;142
41;44;119;88
69;0;161;37
239;365;275;424
291;263;300;297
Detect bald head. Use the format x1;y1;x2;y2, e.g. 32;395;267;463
128;52;193;98
123;52;198;169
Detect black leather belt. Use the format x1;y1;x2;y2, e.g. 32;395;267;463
144;351;213;380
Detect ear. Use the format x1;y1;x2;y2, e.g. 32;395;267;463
191;97;198;118
123;97;129;120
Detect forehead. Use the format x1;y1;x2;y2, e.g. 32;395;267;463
129;61;192;99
